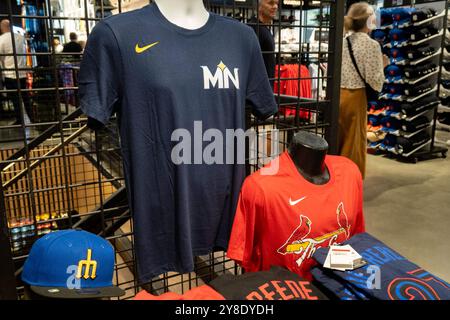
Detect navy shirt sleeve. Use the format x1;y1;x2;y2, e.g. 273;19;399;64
246;31;278;120
78;21;122;125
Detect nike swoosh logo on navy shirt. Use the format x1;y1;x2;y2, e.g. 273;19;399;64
135;41;159;54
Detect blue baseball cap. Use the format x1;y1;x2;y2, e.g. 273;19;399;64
385;65;403;82
383;134;397;146
368;115;381;126
389;48;406;64
368;101;382;111
391;7;415;26
380;10;393;27
22;230;125;299
389;29;408;45
372;29;388;44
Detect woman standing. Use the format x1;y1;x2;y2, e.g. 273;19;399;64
339;2;387;179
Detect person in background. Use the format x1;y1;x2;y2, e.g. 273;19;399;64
339;2;388;179
248;0;279;88
52;37;63;53
62;32;82;59
0;19;32;124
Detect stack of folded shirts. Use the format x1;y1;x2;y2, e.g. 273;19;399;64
311;233;450;300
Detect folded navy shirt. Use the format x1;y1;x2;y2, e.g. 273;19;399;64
312;233;450;300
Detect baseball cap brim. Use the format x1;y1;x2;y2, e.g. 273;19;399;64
30;285;125;299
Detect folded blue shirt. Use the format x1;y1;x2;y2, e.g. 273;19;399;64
312;233;450;300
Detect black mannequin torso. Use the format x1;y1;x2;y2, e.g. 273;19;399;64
288;131;330;185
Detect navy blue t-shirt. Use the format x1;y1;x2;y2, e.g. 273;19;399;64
79;3;277;283
311;233;450;300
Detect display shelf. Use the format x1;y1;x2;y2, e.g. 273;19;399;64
409;48;441;66
438;104;450;112
379;86;438;102
384;30;444;48
380;11;444;30
384;123;432;138
404;108;434;121
410;29;444;46
400;140;432;157
384;69;439;84
408;86;438;102
406;69;439;85
387;108;434;121
412;10;445;27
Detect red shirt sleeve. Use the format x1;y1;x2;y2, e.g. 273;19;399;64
227;177;264;271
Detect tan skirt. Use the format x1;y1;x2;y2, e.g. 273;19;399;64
338;88;367;179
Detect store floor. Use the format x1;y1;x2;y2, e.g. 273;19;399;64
364;141;450;282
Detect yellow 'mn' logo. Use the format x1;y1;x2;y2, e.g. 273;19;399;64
76;249;97;280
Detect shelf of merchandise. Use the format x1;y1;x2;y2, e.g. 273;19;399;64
382;122;433;138
407;69;439;84
384;29;444;48
412;10;445;27
400;140;432;157
384;69;439;84
410;48;442;65
386;107;435;121
380;10;445;30
379;86;438;101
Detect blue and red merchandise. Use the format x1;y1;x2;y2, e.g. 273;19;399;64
311;233;450;300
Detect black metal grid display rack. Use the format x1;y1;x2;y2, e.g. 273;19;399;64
367;0;449;162
0;0;344;300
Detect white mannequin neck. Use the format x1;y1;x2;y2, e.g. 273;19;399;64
154;0;209;30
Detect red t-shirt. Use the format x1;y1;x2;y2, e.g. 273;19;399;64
227;152;365;281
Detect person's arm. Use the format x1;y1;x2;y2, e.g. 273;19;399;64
364;40;385;92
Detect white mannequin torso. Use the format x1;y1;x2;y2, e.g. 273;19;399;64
154;0;209;30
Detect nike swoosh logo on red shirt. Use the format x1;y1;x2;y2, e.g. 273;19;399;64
289;196;307;206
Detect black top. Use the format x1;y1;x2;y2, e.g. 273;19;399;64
62;41;83;59
208;266;328;300
248;17;275;87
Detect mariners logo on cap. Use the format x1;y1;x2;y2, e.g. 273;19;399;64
76;249;97;280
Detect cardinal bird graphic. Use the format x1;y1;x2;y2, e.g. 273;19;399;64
277;202;351;267
277;215;312;256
